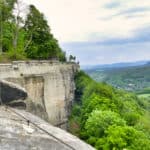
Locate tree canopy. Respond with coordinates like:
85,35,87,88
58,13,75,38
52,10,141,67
69,71,150,150
0,1,66,61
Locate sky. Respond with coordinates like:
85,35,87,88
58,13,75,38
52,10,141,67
24,0,150,65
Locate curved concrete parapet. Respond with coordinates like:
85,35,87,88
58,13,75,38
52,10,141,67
0,106,94,150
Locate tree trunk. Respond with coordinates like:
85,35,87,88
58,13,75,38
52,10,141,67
13,0,21,57
24,33,33,51
0,7,3,54
13,21,19,53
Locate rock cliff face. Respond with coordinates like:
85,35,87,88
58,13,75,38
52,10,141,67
0,61,79,128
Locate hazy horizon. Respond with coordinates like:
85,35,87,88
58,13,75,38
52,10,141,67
81,59,149,68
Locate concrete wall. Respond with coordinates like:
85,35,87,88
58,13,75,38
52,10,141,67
0,61,79,128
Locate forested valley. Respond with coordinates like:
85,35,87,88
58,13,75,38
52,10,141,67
85,62,150,92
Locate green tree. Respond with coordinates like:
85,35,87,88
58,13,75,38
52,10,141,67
24,5,66,60
69,55,76,62
96,125,150,150
85,110,126,138
0,0,16,53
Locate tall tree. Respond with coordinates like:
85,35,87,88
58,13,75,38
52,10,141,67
24,5,66,60
0,0,3,53
0,0,16,53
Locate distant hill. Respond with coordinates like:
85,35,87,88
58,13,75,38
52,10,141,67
146,61,150,65
85,61,150,92
82,60,149,70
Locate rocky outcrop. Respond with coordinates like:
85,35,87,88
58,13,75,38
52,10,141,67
0,106,94,150
0,80,27,109
0,61,79,128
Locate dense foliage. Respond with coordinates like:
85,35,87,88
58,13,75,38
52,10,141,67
0,0,66,61
69,71,150,150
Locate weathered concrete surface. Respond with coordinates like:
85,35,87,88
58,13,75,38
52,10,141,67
0,61,79,128
0,106,94,150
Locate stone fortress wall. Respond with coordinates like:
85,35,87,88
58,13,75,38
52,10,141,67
0,60,79,129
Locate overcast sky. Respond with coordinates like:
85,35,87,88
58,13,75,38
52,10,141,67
25,0,150,65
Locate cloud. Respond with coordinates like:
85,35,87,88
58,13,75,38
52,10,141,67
24,0,150,42
61,41,150,65
119,7,150,14
104,7,150,20
61,26,150,65
104,2,121,9
68,25,150,46
101,6,150,21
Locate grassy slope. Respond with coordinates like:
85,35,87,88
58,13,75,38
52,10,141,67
0,53,28,63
